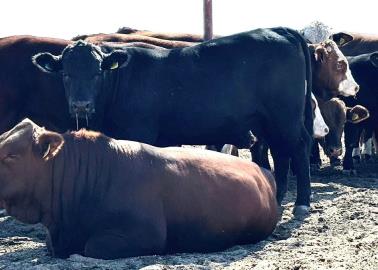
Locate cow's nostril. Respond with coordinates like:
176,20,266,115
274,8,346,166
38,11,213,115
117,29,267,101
355,85,360,93
324,127,329,134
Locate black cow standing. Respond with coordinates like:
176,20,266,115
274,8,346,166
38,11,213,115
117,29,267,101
33,27,338,215
342,53,378,173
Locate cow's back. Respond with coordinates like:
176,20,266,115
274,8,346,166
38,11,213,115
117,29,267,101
103,142,279,253
333,32,378,56
114,27,309,147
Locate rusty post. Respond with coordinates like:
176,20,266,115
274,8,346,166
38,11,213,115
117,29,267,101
204,0,213,40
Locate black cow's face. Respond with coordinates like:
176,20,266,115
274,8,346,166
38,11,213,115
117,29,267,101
32,41,129,122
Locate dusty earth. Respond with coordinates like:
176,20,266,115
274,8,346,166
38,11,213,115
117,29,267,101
0,148,377,270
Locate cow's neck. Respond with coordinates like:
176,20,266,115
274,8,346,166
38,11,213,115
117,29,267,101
43,134,113,229
308,45,325,98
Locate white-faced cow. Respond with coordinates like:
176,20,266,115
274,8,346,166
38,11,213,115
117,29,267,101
32,27,359,215
310,97,369,167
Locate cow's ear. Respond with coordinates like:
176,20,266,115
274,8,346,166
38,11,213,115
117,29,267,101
331,32,354,47
34,131,64,161
32,53,63,73
346,105,370,124
101,50,129,71
370,53,378,68
314,46,327,63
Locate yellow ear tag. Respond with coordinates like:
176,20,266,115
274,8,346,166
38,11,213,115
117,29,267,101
352,113,359,121
339,38,345,46
110,62,119,70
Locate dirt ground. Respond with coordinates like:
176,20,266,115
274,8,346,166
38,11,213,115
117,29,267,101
0,148,377,270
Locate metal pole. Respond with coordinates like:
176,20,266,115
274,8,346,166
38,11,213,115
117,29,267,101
204,0,213,40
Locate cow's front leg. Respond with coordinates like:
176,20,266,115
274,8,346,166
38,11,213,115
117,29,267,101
84,226,166,259
47,227,86,258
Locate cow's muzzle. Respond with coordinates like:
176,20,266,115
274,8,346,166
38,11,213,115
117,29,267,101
325,146,342,158
70,101,95,117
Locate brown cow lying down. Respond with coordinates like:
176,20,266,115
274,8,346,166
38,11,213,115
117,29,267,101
0,119,279,260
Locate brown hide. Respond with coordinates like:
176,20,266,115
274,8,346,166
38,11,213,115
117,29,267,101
74,33,198,49
0,36,72,134
0,119,279,259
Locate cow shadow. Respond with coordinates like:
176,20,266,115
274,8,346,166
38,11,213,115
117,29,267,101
0,206,305,269
311,161,378,190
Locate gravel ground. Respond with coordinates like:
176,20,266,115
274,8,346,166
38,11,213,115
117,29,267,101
0,149,377,270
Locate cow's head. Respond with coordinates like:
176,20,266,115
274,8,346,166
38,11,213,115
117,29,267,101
0,119,64,223
310,40,359,99
331,32,354,48
32,41,129,121
311,93,329,139
317,98,369,157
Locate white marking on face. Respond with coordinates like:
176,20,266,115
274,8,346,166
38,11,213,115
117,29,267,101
338,68,359,96
361,138,373,156
352,147,360,158
332,44,359,97
312,93,329,138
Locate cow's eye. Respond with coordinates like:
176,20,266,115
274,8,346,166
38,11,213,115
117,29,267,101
337,61,346,70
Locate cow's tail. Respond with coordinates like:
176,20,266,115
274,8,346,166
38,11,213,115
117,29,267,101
288,28,313,137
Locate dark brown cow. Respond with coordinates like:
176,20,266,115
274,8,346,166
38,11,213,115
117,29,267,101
0,119,279,259
331,32,378,56
311,97,369,167
74,33,198,49
0,35,72,134
73,26,208,43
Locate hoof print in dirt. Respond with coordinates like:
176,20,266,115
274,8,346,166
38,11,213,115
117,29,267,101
293,205,310,218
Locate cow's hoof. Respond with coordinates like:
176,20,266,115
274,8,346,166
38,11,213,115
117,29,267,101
352,156,361,165
342,169,357,176
0,209,7,217
293,205,310,217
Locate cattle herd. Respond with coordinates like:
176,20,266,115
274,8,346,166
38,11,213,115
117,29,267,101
0,25,376,260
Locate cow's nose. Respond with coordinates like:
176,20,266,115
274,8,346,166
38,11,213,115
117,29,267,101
72,101,93,113
330,147,342,157
324,127,329,135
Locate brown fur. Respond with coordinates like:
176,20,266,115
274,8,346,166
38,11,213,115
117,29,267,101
0,35,72,134
76,33,198,49
0,119,279,259
309,40,355,100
